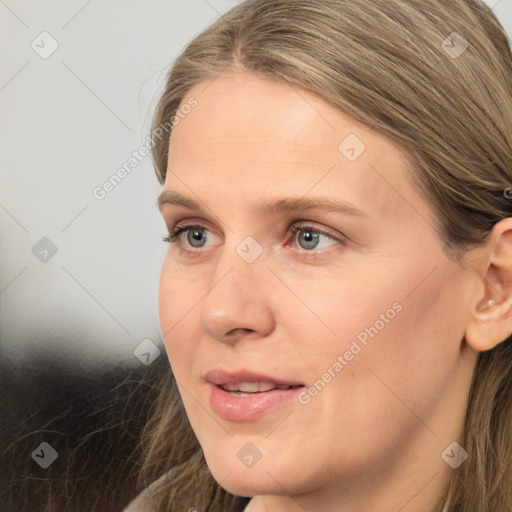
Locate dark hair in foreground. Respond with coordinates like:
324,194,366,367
0,352,163,512
139,1,512,511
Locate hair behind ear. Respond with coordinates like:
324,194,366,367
448,336,512,510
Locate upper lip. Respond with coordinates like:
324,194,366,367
205,368,305,387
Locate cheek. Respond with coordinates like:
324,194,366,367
281,267,406,356
290,259,464,417
330,268,463,426
158,260,199,370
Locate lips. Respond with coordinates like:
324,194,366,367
205,368,304,389
220,381,297,394
205,369,305,421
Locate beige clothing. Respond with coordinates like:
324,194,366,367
122,490,153,512
122,471,449,512
122,472,172,512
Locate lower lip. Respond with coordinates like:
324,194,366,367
208,383,304,422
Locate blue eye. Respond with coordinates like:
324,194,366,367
289,225,335,251
162,222,342,257
163,226,209,248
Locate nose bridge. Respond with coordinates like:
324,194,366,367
208,234,268,306
198,234,275,340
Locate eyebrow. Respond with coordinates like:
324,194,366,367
157,190,368,218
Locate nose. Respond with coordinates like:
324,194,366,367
198,247,276,345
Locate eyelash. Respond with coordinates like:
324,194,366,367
162,221,344,258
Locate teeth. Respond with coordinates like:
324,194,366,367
221,382,280,393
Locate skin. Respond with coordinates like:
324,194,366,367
157,71,512,512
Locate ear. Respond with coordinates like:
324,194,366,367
465,217,512,352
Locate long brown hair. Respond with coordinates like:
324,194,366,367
139,1,512,510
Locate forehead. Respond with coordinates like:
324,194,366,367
164,71,434,228
170,71,375,160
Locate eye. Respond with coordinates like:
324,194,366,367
162,223,213,250
288,223,339,253
162,221,344,257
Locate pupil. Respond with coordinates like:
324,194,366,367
189,229,206,247
300,230,319,249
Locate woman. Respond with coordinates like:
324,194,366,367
125,0,512,510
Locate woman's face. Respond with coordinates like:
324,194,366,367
158,71,479,507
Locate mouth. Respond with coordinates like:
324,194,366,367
205,369,306,421
217,381,303,397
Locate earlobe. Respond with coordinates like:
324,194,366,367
465,300,512,352
464,219,512,353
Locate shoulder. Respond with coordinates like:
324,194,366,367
122,489,153,512
122,471,174,512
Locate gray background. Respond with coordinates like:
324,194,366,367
1,0,511,371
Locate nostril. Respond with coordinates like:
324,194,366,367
227,328,254,337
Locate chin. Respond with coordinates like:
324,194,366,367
203,444,296,497
210,466,283,498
